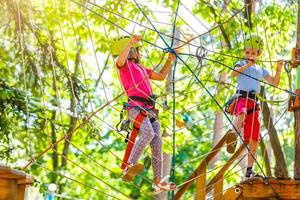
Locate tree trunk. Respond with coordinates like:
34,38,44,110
210,73,227,168
294,109,300,179
50,110,58,182
259,139,272,177
50,63,59,182
244,0,256,29
260,86,288,178
61,45,81,167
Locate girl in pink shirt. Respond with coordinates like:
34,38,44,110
114,35,176,193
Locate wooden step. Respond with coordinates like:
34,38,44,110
235,178,300,200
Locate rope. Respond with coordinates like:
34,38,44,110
181,52,296,96
52,148,131,199
32,162,124,200
16,0,32,159
170,1,181,197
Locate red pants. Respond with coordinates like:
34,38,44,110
233,98,260,143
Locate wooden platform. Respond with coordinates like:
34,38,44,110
0,165,33,200
232,178,300,200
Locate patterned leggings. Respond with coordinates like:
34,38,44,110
128,108,162,178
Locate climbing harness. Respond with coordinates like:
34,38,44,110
121,109,147,169
128,94,157,108
225,90,260,115
116,107,131,143
196,45,208,62
118,95,158,169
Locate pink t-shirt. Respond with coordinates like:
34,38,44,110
117,60,153,108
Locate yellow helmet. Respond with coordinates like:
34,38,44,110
111,36,141,56
244,34,264,52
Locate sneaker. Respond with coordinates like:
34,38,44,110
122,163,144,182
245,169,263,178
225,129,237,154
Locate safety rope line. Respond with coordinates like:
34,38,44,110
177,151,248,189
177,124,231,149
32,162,124,200
22,92,123,170
89,132,160,193
68,141,144,191
75,0,292,102
26,0,56,166
16,0,32,158
68,3,95,112
51,147,131,199
189,54,296,96
179,1,210,31
261,108,289,140
176,137,243,170
86,0,248,53
170,1,181,198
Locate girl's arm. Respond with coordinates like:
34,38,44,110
149,53,176,81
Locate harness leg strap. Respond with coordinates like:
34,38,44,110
121,110,147,169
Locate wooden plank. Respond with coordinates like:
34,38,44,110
214,175,224,200
0,165,33,200
7,179,17,200
240,179,300,199
175,135,226,200
0,166,28,180
17,185,26,200
206,144,246,193
0,179,10,200
195,164,206,200
17,175,33,185
224,187,241,200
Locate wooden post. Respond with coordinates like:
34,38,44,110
195,164,206,200
206,145,246,193
0,165,33,200
295,0,300,180
174,135,226,200
213,175,224,200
